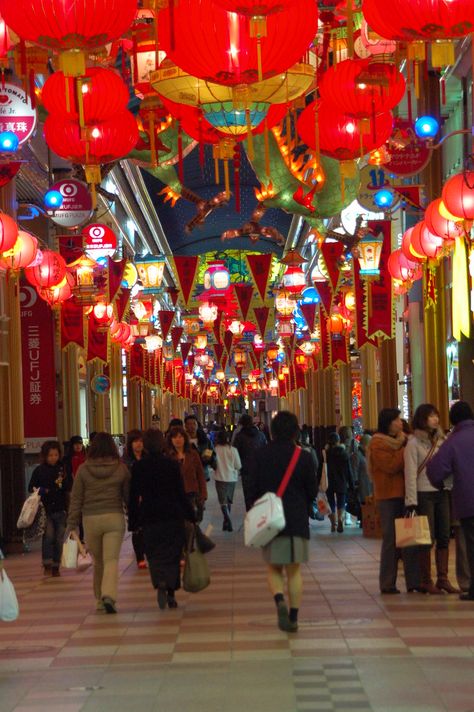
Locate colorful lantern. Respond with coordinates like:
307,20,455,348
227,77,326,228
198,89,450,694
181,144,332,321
295,351,307,369
275,288,295,317
327,309,350,336
277,317,294,338
299,340,315,355
356,231,385,276
199,302,219,325
424,198,468,241
388,249,422,283
0,212,18,254
203,261,231,292
216,369,226,381
409,221,444,261
228,319,245,336
0,230,38,271
282,265,306,294
266,343,279,361
25,249,67,289
93,301,114,326
362,0,474,41
234,346,247,366
134,255,165,290
38,271,74,306
441,172,474,221
194,333,208,350
143,334,163,352
401,227,423,264
183,317,201,335
253,333,264,350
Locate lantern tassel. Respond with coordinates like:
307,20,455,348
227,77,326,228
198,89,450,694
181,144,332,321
214,156,220,184
234,145,240,213
223,158,230,198
149,115,157,168
256,35,263,82
76,78,85,130
346,0,354,58
264,118,270,177
246,108,254,160
177,121,184,183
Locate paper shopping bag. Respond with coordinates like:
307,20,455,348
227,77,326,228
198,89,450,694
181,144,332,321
395,514,432,548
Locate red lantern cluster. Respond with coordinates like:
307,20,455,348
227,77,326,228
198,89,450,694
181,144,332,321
362,0,474,41
441,172,474,221
0,212,18,253
25,249,67,289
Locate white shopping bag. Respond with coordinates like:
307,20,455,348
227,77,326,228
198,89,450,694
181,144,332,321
0,568,20,622
395,514,432,548
17,489,41,529
61,534,79,569
244,492,286,548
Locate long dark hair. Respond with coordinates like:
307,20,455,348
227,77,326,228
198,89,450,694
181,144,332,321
412,403,439,432
143,428,165,456
166,426,191,454
126,429,143,460
216,429,230,446
87,432,119,460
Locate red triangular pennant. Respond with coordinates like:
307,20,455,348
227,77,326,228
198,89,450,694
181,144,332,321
171,326,184,352
167,287,180,306
221,352,228,371
223,329,234,355
172,255,199,306
234,283,254,320
107,257,126,303
246,253,272,302
214,342,224,365
158,310,175,340
213,309,223,344
319,305,330,369
315,282,333,315
87,314,108,363
320,241,345,292
299,302,317,332
180,341,192,364
253,306,270,338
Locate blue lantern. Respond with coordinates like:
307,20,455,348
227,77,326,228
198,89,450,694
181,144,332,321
374,188,395,209
44,189,64,209
0,131,19,152
414,116,439,139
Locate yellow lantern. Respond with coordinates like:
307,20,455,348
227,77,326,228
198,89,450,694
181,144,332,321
194,332,208,350
135,255,165,289
216,369,225,381
266,343,279,361
234,347,247,366
356,231,384,277
275,288,294,317
183,316,200,335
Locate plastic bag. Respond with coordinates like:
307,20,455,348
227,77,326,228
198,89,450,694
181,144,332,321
22,503,47,544
316,490,331,517
0,568,20,622
61,534,79,569
17,489,40,529
77,551,93,571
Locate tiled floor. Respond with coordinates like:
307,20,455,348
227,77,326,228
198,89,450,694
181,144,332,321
1,484,474,711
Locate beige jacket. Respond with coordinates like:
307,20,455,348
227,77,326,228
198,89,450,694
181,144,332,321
67,457,130,528
404,429,447,506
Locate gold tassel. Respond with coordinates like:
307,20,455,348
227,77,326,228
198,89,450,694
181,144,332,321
407,42,426,62
346,0,354,58
76,78,85,129
256,35,263,82
214,157,219,185
264,118,270,177
431,41,455,67
246,108,254,160
414,61,420,100
223,158,230,197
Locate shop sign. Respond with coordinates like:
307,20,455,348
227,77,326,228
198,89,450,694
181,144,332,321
20,282,57,447
0,83,37,145
384,119,431,177
357,165,400,213
47,179,93,229
84,223,117,259
91,374,111,395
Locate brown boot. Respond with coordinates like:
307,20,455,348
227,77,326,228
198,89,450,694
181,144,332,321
419,548,443,594
435,548,460,594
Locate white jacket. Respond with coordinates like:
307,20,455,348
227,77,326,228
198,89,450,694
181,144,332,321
213,445,242,483
404,429,448,506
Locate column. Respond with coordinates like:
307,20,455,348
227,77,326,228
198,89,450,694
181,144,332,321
423,264,449,428
338,363,353,426
407,282,426,409
323,367,336,427
142,385,153,429
88,361,107,433
379,338,398,410
360,344,378,430
110,342,124,436
61,344,81,440
127,379,141,431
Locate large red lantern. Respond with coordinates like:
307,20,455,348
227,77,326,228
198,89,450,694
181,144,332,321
409,221,445,261
25,249,67,288
441,171,474,221
388,249,422,283
38,272,74,306
401,227,422,264
298,101,394,161
319,59,405,119
362,0,474,41
0,230,38,271
42,68,129,124
212,0,297,15
158,0,318,86
0,212,18,253
424,198,468,240
44,111,139,165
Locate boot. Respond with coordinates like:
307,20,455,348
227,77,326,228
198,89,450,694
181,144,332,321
435,548,460,594
221,505,233,532
419,548,443,594
329,513,336,533
337,509,344,533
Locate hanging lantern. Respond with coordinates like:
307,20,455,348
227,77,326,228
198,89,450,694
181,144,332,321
253,333,264,350
0,230,37,271
441,172,474,222
355,230,385,277
277,317,294,338
25,249,67,289
134,255,166,290
234,347,247,366
327,310,349,336
194,332,208,350
183,316,201,335
199,301,219,326
0,212,18,254
295,351,307,369
400,227,423,264
266,343,279,361
311,262,328,283
216,369,226,381
275,288,295,316
203,260,231,292
424,198,468,241
299,340,315,355
282,264,306,294
409,221,445,261
343,290,356,312
0,0,137,76
228,319,245,336
142,334,163,352
68,254,98,304
359,18,397,58
131,299,153,322
195,352,210,367
38,272,75,307
388,249,422,284
92,302,114,330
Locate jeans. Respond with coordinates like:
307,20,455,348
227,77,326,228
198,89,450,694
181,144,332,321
378,498,420,591
83,513,125,603
42,510,67,566
417,490,451,549
326,490,346,514
460,516,474,597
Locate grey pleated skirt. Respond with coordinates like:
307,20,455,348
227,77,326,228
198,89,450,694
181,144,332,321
262,535,309,565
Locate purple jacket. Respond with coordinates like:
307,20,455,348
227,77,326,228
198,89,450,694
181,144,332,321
426,420,474,520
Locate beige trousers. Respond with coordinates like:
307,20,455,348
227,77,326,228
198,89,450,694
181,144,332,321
83,513,125,603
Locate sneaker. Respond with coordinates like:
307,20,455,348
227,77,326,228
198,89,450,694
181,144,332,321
137,560,148,570
157,588,167,610
102,596,117,614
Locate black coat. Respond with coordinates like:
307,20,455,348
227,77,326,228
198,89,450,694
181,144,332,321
128,453,195,531
326,445,353,494
249,441,318,539
234,426,267,472
29,463,72,515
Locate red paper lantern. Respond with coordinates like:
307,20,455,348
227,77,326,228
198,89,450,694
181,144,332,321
0,211,18,253
362,0,474,41
25,249,67,288
401,227,422,263
0,0,137,50
0,230,38,271
388,249,422,282
158,0,318,86
441,171,474,221
409,221,444,261
38,272,74,306
93,301,114,326
320,59,405,119
44,111,139,165
42,68,129,123
424,198,468,240
212,0,297,16
298,101,394,161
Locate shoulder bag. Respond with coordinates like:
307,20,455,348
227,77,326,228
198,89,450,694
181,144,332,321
244,446,301,548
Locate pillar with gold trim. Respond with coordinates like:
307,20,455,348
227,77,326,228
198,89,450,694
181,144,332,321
110,342,124,436
360,344,378,430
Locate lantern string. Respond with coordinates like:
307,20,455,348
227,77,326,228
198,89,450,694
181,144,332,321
264,118,270,177
246,108,254,160
177,121,184,183
223,158,230,197
346,0,354,58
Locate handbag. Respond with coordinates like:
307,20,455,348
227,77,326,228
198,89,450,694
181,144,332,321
22,503,47,544
195,525,216,554
183,527,210,593
346,488,362,520
395,513,432,548
17,489,41,529
77,550,93,571
320,450,328,493
0,567,20,622
244,446,301,548
61,533,79,568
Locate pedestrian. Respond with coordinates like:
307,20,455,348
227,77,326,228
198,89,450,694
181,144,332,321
248,411,317,632
324,432,353,533
66,432,130,614
368,408,420,594
212,429,242,532
29,440,72,577
427,401,474,601
404,403,458,594
124,429,147,570
234,414,267,511
166,425,208,522
184,414,215,480
63,436,86,480
128,429,196,610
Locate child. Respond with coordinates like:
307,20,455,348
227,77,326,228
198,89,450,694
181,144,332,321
29,440,72,576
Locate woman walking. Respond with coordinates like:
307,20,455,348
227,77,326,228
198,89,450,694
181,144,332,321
325,432,354,533
129,429,195,609
123,429,147,569
249,411,317,632
368,408,420,594
67,432,130,614
404,404,458,594
212,429,241,531
29,440,72,577
166,426,207,522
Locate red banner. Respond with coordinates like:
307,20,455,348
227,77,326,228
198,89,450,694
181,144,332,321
172,255,199,306
159,310,175,341
319,305,330,369
246,253,272,302
320,240,345,292
299,301,317,332
330,334,349,366
353,261,376,349
129,344,144,380
213,309,223,344
223,329,234,355
315,282,333,315
87,314,108,362
213,342,224,366
58,234,83,264
366,220,394,340
234,283,254,320
60,299,84,349
181,341,192,364
171,326,184,352
115,288,130,322
20,282,57,444
253,305,270,338
107,257,126,303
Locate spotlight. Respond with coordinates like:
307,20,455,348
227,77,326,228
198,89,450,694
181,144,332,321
44,190,64,209
374,188,395,209
414,115,439,139
0,131,19,152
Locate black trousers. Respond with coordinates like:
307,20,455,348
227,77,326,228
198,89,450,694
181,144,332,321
460,516,474,596
132,529,145,563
